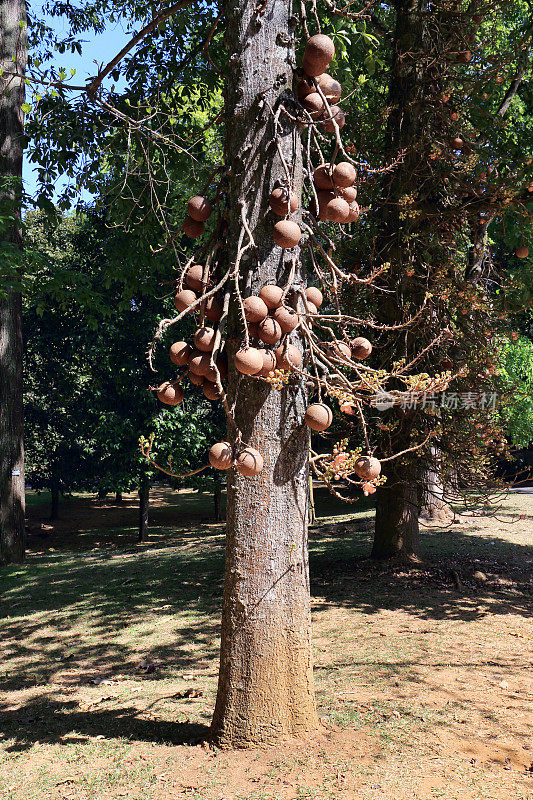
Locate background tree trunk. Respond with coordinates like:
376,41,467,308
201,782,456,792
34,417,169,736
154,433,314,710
213,478,223,522
115,491,123,503
373,478,420,561
0,0,27,565
138,468,150,542
419,446,453,523
211,0,318,747
50,470,60,521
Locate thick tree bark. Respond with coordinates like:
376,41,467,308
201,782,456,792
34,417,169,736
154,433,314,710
138,470,150,542
0,0,26,565
211,0,318,747
213,478,223,521
115,491,123,503
50,474,60,521
419,446,453,523
373,479,420,561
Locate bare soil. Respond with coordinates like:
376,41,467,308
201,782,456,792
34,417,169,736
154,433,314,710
1,489,532,800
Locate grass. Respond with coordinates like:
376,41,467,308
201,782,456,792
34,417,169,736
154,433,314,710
0,487,532,800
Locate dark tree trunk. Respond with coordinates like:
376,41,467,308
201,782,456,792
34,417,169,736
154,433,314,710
211,0,317,747
373,478,420,561
371,0,429,561
213,479,223,522
50,476,60,521
138,470,150,542
97,488,108,502
0,0,27,565
419,446,453,523
115,491,123,503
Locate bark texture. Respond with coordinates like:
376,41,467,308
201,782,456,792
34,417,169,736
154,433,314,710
138,470,150,542
373,478,420,561
211,0,317,747
0,0,26,565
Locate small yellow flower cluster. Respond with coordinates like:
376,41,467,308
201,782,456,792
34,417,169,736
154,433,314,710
263,368,290,391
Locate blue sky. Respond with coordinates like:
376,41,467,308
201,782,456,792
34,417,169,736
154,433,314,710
24,13,130,199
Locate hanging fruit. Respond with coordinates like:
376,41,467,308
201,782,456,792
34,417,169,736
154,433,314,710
236,447,264,477
187,196,212,222
157,382,184,406
304,403,333,431
209,442,234,470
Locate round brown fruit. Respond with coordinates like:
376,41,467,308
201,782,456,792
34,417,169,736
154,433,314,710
326,196,350,223
205,295,223,322
273,305,299,333
234,347,264,375
194,326,216,352
354,456,381,480
174,288,197,312
259,349,277,377
157,382,184,406
209,441,234,470
275,343,302,370
351,337,372,359
236,447,264,477
305,301,318,316
258,317,282,345
306,286,323,308
182,216,205,238
457,50,472,63
189,350,211,376
169,341,192,366
273,220,301,249
303,92,325,117
269,187,298,216
185,264,207,291
516,246,529,259
305,403,333,432
296,74,317,100
203,382,221,401
340,185,357,203
452,136,464,150
189,371,205,387
332,162,356,188
317,73,341,102
187,196,212,222
303,34,335,76
323,106,345,133
259,284,284,310
347,201,360,223
244,295,269,323
314,164,334,190
331,340,351,361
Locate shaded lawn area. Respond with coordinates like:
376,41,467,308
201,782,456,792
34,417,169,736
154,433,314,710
0,488,532,800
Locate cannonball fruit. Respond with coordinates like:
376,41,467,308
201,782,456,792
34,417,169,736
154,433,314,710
273,305,299,333
332,162,356,187
317,73,341,102
234,347,264,375
331,340,351,360
187,196,212,222
269,187,298,216
296,74,317,99
314,164,334,190
174,289,197,312
340,185,357,203
209,441,234,470
516,246,529,259
194,326,216,352
306,286,323,307
259,285,284,310
303,34,335,76
258,317,282,345
169,341,192,366
305,403,333,432
185,264,207,291
347,202,360,223
323,106,345,133
205,295,223,322
182,216,205,238
275,343,302,370
157,382,184,406
273,220,301,249
326,196,350,223
259,350,277,377
203,382,221,401
354,456,382,480
244,295,269,323
351,337,372,359
189,350,211,376
236,447,264,477
189,371,204,386
303,92,325,117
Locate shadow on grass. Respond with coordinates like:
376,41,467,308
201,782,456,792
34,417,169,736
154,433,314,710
0,695,210,751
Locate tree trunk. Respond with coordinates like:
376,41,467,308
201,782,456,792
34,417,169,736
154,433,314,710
97,488,108,502
211,0,318,747
419,446,453,523
213,478,223,522
0,0,27,565
115,491,123,503
373,477,420,561
50,473,60,521
138,470,150,542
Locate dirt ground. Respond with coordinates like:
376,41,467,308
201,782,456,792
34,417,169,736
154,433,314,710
1,489,532,800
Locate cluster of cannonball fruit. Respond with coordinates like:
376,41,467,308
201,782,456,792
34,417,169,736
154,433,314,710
311,162,359,223
208,441,264,477
298,34,345,133
182,196,213,239
232,284,324,378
